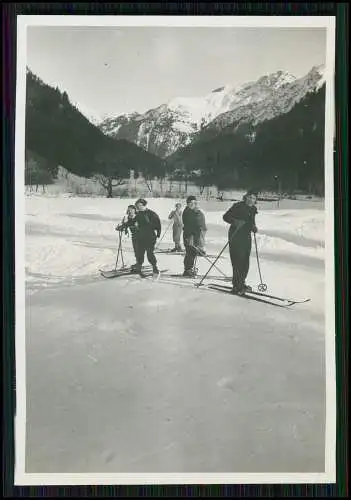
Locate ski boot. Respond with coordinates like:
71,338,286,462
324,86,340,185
182,269,197,278
235,284,252,296
131,264,141,274
153,267,160,277
231,282,247,295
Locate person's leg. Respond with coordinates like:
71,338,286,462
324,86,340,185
183,235,195,274
132,237,139,264
230,237,251,292
241,238,252,288
146,236,158,271
174,226,182,251
170,226,177,251
229,244,243,291
134,238,145,272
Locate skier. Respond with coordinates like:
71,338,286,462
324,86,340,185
168,202,184,252
133,198,161,275
116,205,139,266
223,190,258,294
182,195,207,277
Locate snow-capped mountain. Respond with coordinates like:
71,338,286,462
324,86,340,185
99,65,325,158
198,65,326,140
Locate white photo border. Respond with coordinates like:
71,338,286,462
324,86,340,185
15,14,336,486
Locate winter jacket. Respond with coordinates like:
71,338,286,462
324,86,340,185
118,216,138,238
182,207,207,239
168,210,183,228
223,201,257,240
135,209,161,240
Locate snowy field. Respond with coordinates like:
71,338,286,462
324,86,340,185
24,194,327,474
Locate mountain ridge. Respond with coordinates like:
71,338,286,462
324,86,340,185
99,65,325,158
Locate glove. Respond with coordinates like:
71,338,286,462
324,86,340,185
252,225,258,233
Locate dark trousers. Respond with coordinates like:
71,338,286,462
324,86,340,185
131,237,138,262
229,235,252,290
183,234,198,271
136,235,157,269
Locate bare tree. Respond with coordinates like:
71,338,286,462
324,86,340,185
94,148,129,198
94,174,126,198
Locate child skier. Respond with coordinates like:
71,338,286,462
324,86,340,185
133,198,162,276
182,195,207,277
168,202,184,252
116,205,139,266
222,190,258,294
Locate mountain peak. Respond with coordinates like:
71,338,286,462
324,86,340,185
309,64,325,76
257,70,296,88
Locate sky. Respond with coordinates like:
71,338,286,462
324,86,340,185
26,26,327,122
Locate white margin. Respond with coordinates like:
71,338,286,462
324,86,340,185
15,15,337,486
323,16,336,483
14,17,28,483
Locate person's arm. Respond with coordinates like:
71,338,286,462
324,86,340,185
251,208,258,233
168,210,175,220
197,211,207,232
116,216,128,233
223,203,243,225
182,208,188,227
151,211,162,238
223,203,249,235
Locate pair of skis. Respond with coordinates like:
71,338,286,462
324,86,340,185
206,283,310,308
99,267,310,308
99,265,168,280
155,249,185,256
155,247,224,259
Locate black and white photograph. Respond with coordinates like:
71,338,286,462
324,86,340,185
15,15,336,484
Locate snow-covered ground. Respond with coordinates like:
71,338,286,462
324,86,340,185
24,194,328,475
25,194,325,305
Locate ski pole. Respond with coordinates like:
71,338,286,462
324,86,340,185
155,220,172,250
114,230,123,270
120,233,126,268
195,220,245,288
192,254,198,276
195,241,229,287
254,232,267,292
192,245,229,279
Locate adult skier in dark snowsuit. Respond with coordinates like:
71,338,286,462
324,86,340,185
182,195,207,277
223,191,258,294
133,198,161,275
